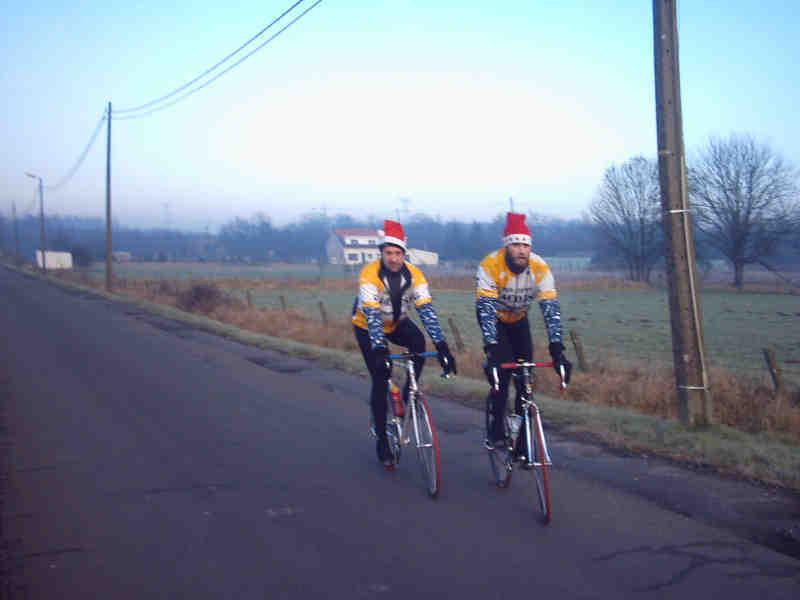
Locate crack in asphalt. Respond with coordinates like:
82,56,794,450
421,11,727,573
595,541,800,591
23,547,85,559
246,356,304,373
108,481,240,500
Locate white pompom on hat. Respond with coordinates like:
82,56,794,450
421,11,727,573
378,219,407,252
502,212,532,246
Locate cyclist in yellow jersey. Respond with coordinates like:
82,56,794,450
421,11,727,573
476,212,572,451
353,219,457,466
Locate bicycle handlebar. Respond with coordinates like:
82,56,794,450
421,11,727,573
489,360,567,392
388,351,451,379
388,351,438,360
498,361,553,369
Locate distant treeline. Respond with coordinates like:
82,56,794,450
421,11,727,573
0,212,599,264
1,211,797,269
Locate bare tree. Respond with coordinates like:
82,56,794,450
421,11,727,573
590,156,662,282
688,134,800,289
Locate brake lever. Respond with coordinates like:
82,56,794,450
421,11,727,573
439,355,453,379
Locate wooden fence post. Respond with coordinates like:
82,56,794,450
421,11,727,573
448,317,466,353
569,329,588,372
318,300,329,326
279,295,287,312
763,347,784,407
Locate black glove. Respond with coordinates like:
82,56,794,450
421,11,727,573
371,347,392,378
435,340,457,376
483,343,500,386
548,341,572,384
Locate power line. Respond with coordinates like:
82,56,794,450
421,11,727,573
45,108,108,191
114,0,305,114
114,0,322,120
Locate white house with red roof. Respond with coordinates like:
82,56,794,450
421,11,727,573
325,228,438,266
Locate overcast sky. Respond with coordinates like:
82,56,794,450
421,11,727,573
2,1,798,232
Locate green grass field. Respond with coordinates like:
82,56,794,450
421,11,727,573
235,286,800,387
86,261,800,387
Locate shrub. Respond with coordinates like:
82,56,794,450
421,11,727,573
177,283,227,314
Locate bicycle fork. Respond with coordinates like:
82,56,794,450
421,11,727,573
523,401,552,467
399,359,425,448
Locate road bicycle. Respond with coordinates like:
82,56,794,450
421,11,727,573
486,360,566,524
370,351,450,498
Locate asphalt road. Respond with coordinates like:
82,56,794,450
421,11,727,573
1,266,798,598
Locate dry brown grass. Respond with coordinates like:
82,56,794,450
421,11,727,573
56,271,800,443
426,275,652,292
563,359,800,441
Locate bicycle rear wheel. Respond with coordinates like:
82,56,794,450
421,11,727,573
528,406,551,523
411,394,441,497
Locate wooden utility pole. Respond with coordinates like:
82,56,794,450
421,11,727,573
105,102,113,292
12,201,19,260
653,0,713,426
38,177,46,273
25,172,47,273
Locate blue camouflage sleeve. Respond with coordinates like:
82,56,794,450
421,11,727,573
363,306,387,350
475,296,499,346
539,298,563,344
416,302,444,344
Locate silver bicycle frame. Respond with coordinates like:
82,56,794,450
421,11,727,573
520,399,552,466
395,358,433,451
518,367,552,467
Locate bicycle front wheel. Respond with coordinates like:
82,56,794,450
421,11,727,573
411,395,441,498
486,405,513,488
528,406,551,524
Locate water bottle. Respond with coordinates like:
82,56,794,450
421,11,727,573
507,414,523,442
390,383,404,417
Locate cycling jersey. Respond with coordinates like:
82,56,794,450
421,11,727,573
475,248,563,346
353,259,444,349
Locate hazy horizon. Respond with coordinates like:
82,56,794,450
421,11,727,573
3,2,798,233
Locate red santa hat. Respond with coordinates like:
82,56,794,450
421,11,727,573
378,219,407,252
502,212,532,246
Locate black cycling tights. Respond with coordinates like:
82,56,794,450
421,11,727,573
487,316,533,424
355,318,426,438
